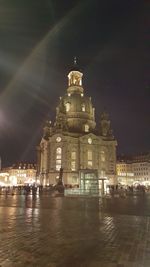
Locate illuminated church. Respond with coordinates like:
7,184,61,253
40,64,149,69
37,60,117,190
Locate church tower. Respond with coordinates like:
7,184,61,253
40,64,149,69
37,59,117,190
55,58,96,134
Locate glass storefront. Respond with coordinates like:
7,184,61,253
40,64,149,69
80,170,99,195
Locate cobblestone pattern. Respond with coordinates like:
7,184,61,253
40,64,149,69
0,195,150,267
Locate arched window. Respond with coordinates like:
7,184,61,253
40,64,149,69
100,151,105,162
87,150,92,168
66,102,70,112
71,151,76,171
84,124,89,132
82,103,85,112
56,147,62,171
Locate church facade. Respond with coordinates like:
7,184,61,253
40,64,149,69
37,61,117,188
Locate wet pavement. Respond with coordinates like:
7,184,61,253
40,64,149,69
0,193,150,267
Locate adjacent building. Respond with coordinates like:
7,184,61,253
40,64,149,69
0,163,37,186
116,161,134,186
37,60,117,191
117,152,150,186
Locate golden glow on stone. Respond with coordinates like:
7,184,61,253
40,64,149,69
68,71,83,87
65,102,70,112
84,124,89,132
56,137,61,142
88,138,92,144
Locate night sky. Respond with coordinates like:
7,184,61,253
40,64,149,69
0,0,149,167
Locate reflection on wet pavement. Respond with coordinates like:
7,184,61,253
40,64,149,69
0,194,150,267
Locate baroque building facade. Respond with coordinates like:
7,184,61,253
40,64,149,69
37,61,117,188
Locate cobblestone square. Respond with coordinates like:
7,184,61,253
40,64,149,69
0,194,150,267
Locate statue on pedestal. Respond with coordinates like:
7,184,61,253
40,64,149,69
55,167,64,194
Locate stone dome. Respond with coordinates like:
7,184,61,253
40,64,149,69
65,93,95,132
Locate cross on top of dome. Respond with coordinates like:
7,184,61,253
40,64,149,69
74,56,77,65
69,57,81,72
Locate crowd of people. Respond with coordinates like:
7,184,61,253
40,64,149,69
0,183,149,196
0,184,43,195
107,184,148,196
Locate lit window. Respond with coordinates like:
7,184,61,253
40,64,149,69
88,161,92,167
100,151,105,162
71,151,76,171
56,154,61,159
82,104,85,112
88,150,92,160
88,138,92,144
56,137,61,142
101,170,105,177
66,103,70,112
56,147,62,171
71,161,76,171
84,124,89,132
87,150,92,168
71,151,76,160
57,147,61,154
